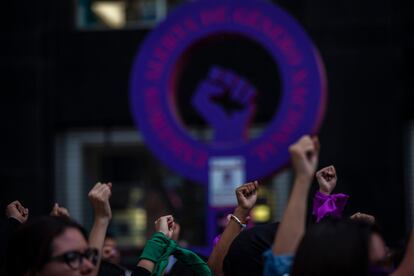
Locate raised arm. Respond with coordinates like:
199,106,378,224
88,182,112,275
208,181,258,275
137,215,174,273
273,135,319,255
1,201,29,268
313,165,349,222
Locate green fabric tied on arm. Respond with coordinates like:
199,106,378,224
138,232,211,276
174,246,212,276
138,232,170,265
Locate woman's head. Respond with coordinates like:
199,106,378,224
291,218,374,276
6,216,97,276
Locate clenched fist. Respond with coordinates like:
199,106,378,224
316,165,337,195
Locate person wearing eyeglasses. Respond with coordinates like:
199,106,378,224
5,215,99,276
4,182,113,276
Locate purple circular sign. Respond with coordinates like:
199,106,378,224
130,0,327,184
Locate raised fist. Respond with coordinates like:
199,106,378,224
50,203,70,218
155,215,175,239
5,200,28,223
235,181,259,211
316,165,337,195
289,135,320,181
88,182,112,221
192,66,256,143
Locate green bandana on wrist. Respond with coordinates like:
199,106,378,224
138,232,171,264
139,232,211,276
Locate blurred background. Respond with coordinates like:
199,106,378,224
1,0,413,266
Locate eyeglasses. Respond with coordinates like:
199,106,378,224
48,248,99,269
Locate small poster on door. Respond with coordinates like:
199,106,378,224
209,156,245,207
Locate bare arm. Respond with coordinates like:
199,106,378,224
273,136,319,255
137,215,175,272
208,181,258,275
88,182,112,275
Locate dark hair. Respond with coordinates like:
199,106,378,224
291,218,372,276
5,216,87,276
98,260,125,276
105,232,115,240
223,222,279,276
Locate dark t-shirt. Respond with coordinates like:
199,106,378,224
223,222,279,276
130,266,151,276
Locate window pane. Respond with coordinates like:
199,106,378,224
77,0,184,29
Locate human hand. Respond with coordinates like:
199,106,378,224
171,222,181,242
316,165,337,195
50,203,70,218
155,215,175,239
289,135,320,181
192,66,256,143
88,182,112,222
5,200,29,223
233,181,259,220
350,212,376,224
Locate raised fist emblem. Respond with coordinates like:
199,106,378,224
192,66,257,144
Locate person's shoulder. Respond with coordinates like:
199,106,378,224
129,265,151,276
242,222,280,241
98,260,127,276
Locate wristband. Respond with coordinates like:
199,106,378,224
230,214,247,229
